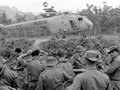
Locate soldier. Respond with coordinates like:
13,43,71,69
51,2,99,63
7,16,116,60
16,48,45,90
69,45,86,69
24,49,45,90
57,49,75,78
14,60,26,90
65,47,73,59
102,47,112,66
0,86,14,90
16,50,32,90
37,56,73,90
15,48,22,58
0,63,18,90
105,46,120,90
24,60,45,90
70,50,112,90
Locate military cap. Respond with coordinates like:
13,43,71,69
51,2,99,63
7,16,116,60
84,50,101,62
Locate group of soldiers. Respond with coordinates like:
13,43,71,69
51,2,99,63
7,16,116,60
0,40,120,90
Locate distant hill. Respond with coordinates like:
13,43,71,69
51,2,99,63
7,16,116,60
0,5,37,21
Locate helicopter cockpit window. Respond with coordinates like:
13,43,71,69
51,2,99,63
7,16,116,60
70,20,77,27
78,17,83,21
69,20,79,30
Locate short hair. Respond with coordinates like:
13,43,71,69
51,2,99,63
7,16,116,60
31,50,40,56
15,48,22,53
57,49,66,57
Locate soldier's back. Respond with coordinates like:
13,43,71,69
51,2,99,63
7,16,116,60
71,69,111,90
0,86,10,90
40,68,68,90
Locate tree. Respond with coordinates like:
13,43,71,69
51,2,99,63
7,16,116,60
15,13,27,22
42,1,57,18
0,11,11,25
43,2,48,7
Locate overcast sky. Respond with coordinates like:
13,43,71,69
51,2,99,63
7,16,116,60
0,0,119,14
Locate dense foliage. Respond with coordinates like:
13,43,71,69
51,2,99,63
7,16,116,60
0,2,120,62
0,38,34,60
0,2,120,35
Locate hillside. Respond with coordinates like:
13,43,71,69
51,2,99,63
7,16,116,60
0,5,36,21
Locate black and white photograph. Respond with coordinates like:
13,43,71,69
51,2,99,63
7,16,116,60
0,0,119,90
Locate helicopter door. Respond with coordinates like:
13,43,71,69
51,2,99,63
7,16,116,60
69,20,80,30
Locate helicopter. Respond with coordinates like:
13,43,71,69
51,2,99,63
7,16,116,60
0,14,93,39
0,14,93,40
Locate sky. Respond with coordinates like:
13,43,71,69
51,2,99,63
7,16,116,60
0,0,119,14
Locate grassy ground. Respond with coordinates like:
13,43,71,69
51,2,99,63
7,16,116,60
6,35,120,49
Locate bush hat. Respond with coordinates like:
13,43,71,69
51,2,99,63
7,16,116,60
74,45,85,52
45,56,58,66
84,50,101,62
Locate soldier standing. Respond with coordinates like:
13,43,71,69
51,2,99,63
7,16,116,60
0,63,18,90
69,45,86,69
37,56,73,90
16,49,45,90
25,49,45,90
57,49,75,78
105,46,120,90
70,50,112,90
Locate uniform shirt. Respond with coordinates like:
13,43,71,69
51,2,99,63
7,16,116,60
25,60,45,82
107,56,120,82
69,53,85,69
57,59,75,78
0,86,11,90
37,67,72,90
0,83,16,90
2,67,18,89
70,68,112,90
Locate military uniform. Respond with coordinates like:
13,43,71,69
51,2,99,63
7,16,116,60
104,46,120,90
0,86,15,90
14,60,27,90
106,56,120,90
70,50,112,90
3,68,18,89
25,59,45,90
57,59,75,78
37,67,72,90
0,64,18,90
0,87,10,90
69,53,85,69
70,68,111,90
0,83,16,90
69,45,85,69
37,56,72,90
